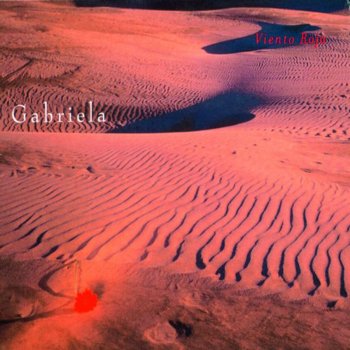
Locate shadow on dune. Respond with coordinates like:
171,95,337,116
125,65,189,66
72,0,348,12
111,91,261,133
203,22,321,54
0,304,73,325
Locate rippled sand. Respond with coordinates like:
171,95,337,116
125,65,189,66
0,1,349,349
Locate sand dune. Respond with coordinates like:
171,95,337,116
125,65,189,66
0,4,349,138
0,1,349,348
0,130,349,298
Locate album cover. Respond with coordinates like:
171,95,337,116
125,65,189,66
0,0,349,349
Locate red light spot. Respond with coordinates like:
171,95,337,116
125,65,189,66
74,288,98,313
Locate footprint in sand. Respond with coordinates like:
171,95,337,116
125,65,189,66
168,319,193,338
144,321,178,345
86,165,96,174
0,286,38,321
144,319,192,348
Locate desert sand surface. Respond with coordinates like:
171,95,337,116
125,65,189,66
0,1,349,349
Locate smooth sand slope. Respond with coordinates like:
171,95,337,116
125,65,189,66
0,1,349,349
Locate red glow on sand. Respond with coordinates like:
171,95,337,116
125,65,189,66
74,289,98,313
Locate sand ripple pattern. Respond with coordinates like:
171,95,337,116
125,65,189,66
0,144,349,298
0,8,349,137
0,4,349,302
0,52,205,133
